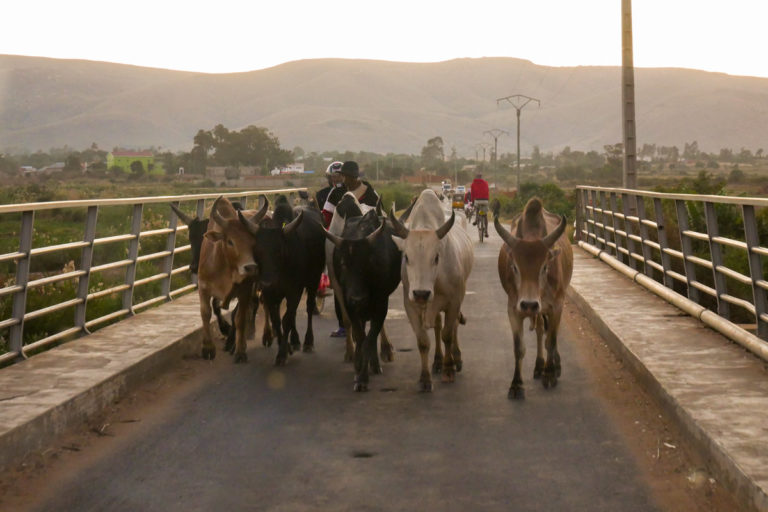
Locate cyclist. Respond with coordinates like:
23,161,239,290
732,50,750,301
470,172,490,235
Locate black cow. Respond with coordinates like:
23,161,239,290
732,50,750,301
324,209,402,391
239,196,326,366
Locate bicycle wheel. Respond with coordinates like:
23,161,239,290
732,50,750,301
478,215,486,243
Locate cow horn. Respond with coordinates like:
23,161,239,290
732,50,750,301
238,209,260,236
435,210,455,240
323,229,344,248
170,203,194,225
542,215,567,248
387,205,410,238
366,220,385,245
494,215,519,248
398,197,416,223
251,195,269,223
283,210,304,236
211,196,227,227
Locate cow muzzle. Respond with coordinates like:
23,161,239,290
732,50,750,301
412,289,431,304
518,300,540,316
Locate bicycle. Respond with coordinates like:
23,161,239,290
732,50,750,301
474,200,489,243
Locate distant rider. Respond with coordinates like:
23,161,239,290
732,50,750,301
470,172,490,225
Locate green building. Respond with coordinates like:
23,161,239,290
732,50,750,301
107,151,162,174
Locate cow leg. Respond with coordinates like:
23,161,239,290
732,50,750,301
224,303,237,354
533,316,545,379
406,305,432,392
441,308,461,383
269,300,291,366
379,325,394,363
432,312,444,374
507,306,526,399
283,293,302,352
199,292,216,360
212,298,231,336
367,302,388,375
350,319,369,391
233,291,251,363
543,310,563,389
303,290,315,353
261,295,273,347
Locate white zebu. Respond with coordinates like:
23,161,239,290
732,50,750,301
388,189,474,391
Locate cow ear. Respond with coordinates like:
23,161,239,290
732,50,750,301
391,236,405,251
205,231,224,242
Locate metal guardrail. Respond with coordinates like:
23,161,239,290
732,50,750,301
0,188,307,366
575,186,768,351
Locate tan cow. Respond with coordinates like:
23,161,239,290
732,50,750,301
389,189,474,391
494,197,573,399
197,196,265,363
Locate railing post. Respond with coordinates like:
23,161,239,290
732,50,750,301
122,204,143,315
674,199,700,303
635,197,653,278
704,202,730,319
574,188,583,242
609,192,623,263
585,189,597,247
743,205,768,340
653,198,674,289
75,206,98,334
621,192,638,270
9,211,34,361
162,204,179,300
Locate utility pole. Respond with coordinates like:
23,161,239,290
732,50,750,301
622,0,637,190
496,94,540,192
483,129,509,172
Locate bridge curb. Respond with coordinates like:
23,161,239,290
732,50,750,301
0,293,209,475
568,249,768,512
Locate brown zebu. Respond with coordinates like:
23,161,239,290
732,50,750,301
197,196,265,362
494,197,573,399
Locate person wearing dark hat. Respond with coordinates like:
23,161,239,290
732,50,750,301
323,160,379,215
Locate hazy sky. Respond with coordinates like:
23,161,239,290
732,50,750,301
3,1,768,78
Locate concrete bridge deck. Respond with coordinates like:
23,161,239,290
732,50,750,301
0,246,766,510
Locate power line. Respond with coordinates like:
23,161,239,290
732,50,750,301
496,94,540,192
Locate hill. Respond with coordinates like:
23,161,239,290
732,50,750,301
1,55,767,155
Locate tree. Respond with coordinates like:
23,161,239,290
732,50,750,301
130,160,145,177
64,154,82,171
683,141,699,160
420,136,444,168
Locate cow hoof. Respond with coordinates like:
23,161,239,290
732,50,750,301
442,369,456,383
542,373,558,389
202,347,216,360
344,351,354,363
533,358,545,379
354,381,369,392
508,386,525,400
302,343,314,353
380,350,394,363
369,362,383,375
555,364,562,378
419,380,433,393
262,336,273,348
275,355,287,366
234,352,248,364
455,360,462,372
291,342,301,352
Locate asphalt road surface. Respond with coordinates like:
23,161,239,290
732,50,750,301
13,229,691,511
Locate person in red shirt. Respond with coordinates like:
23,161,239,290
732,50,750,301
470,173,490,226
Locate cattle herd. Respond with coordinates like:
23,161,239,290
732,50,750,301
170,189,573,400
